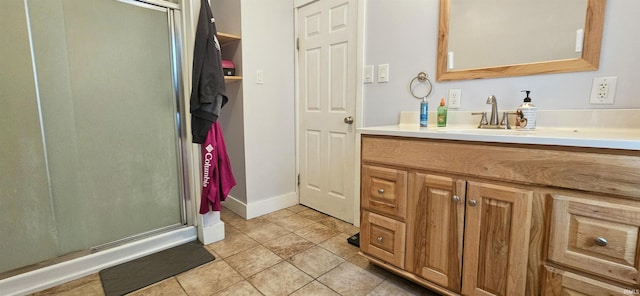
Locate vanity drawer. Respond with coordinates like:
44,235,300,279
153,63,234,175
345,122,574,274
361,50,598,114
543,265,630,296
548,194,640,285
361,164,407,219
361,210,406,269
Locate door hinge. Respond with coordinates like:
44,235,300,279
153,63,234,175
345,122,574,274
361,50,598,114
296,37,299,50
297,173,300,186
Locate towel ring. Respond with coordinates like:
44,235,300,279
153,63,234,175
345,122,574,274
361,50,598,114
409,72,433,99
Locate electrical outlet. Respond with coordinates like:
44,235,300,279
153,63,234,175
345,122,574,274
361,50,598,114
590,76,617,104
448,89,462,108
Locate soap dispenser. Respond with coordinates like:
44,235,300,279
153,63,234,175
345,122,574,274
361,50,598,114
516,90,537,130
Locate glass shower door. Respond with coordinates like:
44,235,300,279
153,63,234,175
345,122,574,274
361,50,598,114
0,0,186,274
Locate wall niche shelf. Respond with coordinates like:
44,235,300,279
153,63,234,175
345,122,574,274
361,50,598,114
218,32,241,83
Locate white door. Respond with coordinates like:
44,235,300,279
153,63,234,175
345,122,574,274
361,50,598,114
297,0,357,223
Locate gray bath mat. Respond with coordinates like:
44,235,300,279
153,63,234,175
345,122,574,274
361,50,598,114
99,241,214,296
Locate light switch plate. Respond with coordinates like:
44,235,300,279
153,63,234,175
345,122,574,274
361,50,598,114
363,65,374,83
377,64,389,83
256,70,264,84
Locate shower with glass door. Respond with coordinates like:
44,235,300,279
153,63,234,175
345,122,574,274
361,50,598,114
0,0,190,278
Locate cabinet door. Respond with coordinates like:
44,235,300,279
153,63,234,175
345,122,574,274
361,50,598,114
543,265,629,296
361,165,407,219
461,181,533,296
406,173,466,293
360,210,406,268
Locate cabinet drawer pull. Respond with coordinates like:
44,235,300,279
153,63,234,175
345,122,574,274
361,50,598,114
377,189,385,195
377,236,383,243
453,195,460,202
595,237,608,247
468,199,477,207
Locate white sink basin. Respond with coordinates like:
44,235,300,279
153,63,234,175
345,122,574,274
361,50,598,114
433,128,534,136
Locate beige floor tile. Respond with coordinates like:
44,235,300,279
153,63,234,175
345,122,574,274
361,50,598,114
223,224,242,236
346,253,392,278
317,261,384,296
271,214,317,232
248,261,313,296
318,216,360,235
220,208,244,224
206,231,259,258
290,281,340,296
297,208,330,221
294,222,340,244
368,280,416,296
262,209,295,222
376,274,441,296
42,205,442,296
33,273,104,296
288,246,345,278
319,233,361,259
213,280,263,296
176,260,243,296
205,246,222,259
225,245,283,278
263,233,315,259
127,277,186,296
244,221,291,244
228,216,270,233
346,252,370,269
286,204,309,213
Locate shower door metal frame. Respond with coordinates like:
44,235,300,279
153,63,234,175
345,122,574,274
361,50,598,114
89,0,194,252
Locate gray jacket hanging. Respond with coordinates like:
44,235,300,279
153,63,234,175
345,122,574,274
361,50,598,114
190,0,228,144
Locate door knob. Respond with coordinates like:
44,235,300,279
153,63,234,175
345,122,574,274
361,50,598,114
344,116,354,124
468,199,477,207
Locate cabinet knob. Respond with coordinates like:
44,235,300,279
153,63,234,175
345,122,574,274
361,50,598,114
595,237,608,247
453,195,460,202
377,189,385,195
377,236,383,243
468,199,477,207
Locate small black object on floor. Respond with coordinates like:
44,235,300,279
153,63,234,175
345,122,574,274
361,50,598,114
347,232,360,247
99,241,214,296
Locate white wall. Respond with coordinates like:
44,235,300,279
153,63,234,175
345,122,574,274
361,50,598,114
240,0,297,204
363,0,640,127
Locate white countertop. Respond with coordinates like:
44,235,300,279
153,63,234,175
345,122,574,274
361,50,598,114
358,125,640,151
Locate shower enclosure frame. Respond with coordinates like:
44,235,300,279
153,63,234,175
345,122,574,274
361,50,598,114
0,0,202,294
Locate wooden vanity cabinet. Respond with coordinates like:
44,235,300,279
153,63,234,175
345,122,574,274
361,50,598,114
361,136,539,295
360,134,640,295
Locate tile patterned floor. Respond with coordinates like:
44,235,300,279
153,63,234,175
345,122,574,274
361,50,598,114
33,205,441,296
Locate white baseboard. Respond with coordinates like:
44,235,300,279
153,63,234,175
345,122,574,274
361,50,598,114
222,192,298,219
0,227,197,296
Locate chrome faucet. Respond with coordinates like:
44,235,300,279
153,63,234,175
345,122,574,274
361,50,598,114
486,95,499,125
472,95,513,129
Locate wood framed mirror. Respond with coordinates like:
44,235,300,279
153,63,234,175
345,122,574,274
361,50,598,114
436,0,606,81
